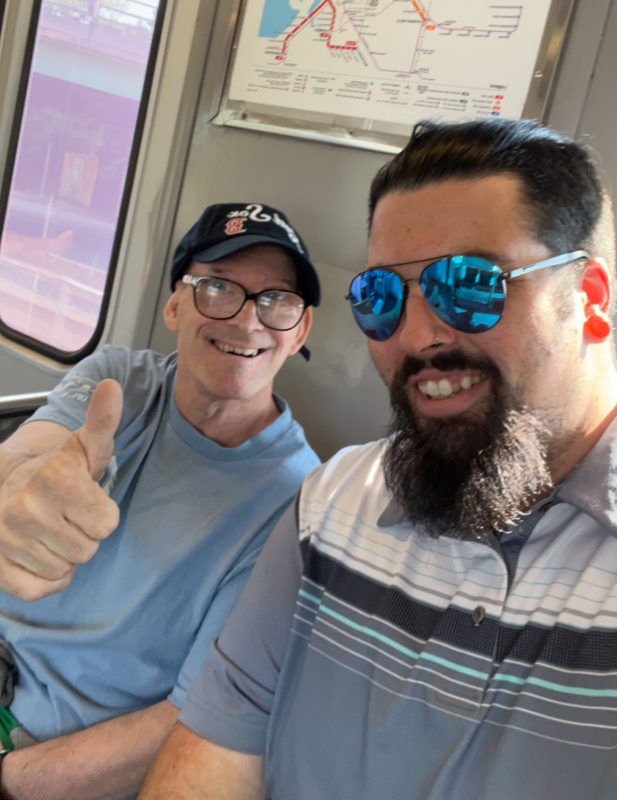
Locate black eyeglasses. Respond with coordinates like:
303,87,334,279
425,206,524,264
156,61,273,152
346,250,589,340
182,274,306,331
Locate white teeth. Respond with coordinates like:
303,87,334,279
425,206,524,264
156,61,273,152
418,374,482,399
215,342,259,357
438,378,453,398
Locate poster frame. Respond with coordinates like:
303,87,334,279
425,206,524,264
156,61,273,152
201,0,577,154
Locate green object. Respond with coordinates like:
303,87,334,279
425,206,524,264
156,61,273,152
0,707,18,752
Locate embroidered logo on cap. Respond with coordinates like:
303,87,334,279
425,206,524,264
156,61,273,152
223,203,304,252
224,218,247,235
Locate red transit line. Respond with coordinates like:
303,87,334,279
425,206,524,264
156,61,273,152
278,0,357,59
411,1,427,23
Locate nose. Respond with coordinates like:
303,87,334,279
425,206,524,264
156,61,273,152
230,297,265,333
396,282,457,354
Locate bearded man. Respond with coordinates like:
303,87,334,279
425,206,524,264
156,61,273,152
140,118,617,800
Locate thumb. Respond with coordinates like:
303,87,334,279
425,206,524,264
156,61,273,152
75,379,123,480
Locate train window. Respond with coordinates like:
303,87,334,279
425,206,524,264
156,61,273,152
0,0,166,361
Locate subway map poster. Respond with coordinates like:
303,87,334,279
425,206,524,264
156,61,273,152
226,0,557,128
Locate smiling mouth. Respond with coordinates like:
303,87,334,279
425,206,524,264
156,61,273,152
213,340,263,358
418,374,483,399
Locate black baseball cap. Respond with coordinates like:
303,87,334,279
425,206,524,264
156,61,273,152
170,202,321,307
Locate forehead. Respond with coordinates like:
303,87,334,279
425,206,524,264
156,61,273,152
189,245,297,287
368,174,540,266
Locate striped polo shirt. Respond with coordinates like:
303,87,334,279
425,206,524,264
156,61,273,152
182,418,617,799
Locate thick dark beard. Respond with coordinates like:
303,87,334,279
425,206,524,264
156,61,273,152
383,352,553,541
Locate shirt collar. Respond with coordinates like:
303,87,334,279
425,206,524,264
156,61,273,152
555,412,617,532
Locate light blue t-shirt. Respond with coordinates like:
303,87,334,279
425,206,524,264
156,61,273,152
2,345,319,743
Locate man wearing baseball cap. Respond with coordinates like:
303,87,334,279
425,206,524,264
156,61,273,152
0,203,320,799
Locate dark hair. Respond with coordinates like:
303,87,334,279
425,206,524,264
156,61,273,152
369,118,610,259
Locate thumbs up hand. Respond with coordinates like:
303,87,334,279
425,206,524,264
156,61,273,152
74,378,122,481
0,380,123,601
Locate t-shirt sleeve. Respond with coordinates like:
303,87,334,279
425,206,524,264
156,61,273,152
178,498,303,755
27,346,131,432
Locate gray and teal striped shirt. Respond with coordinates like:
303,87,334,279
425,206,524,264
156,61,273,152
182,420,617,799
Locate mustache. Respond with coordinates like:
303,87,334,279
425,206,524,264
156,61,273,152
393,350,502,382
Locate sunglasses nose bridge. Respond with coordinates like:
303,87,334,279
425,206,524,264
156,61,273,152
401,276,421,294
397,278,458,350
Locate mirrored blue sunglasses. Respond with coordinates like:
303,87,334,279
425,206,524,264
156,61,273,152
346,250,589,340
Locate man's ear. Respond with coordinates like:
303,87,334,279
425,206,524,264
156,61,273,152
288,306,313,357
163,289,180,334
580,258,612,342
581,258,611,311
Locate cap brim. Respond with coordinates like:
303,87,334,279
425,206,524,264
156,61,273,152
192,235,298,265
192,236,320,307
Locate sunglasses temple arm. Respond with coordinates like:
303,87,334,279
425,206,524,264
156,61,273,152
503,250,589,281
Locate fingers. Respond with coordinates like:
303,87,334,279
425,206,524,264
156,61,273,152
0,472,119,597
20,438,120,537
4,489,111,576
0,553,74,603
61,485,120,546
76,379,123,480
38,454,120,545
